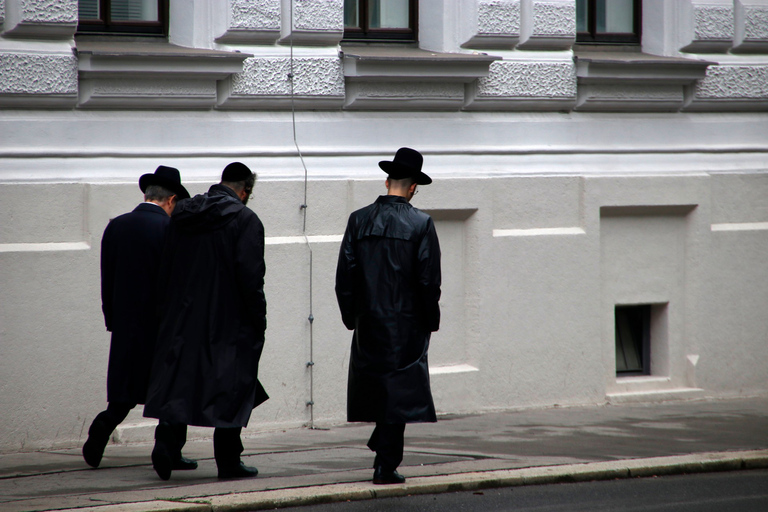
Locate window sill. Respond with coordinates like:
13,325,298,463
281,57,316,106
341,45,500,110
75,41,252,109
574,50,714,112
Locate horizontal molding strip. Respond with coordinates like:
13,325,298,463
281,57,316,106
0,242,91,253
266,235,343,245
1,146,768,159
711,221,768,232
429,364,479,376
493,227,586,237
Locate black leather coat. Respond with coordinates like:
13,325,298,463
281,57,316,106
101,203,169,404
336,195,441,424
144,185,268,428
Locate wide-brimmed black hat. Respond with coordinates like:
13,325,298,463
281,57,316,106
139,166,190,199
379,147,431,185
221,162,255,182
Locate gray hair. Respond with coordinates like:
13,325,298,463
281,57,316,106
144,185,175,202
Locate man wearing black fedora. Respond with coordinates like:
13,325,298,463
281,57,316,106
83,165,197,472
144,162,269,481
336,147,442,484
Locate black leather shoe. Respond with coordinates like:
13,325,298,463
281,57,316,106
373,466,405,485
173,456,198,471
218,461,259,479
151,443,173,481
82,419,110,468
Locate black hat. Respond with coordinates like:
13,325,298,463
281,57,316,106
139,166,190,199
379,147,431,185
222,162,255,182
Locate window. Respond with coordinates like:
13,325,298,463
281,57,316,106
78,0,167,36
615,305,650,376
344,0,417,41
577,0,640,44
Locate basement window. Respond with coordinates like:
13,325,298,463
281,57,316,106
615,305,651,376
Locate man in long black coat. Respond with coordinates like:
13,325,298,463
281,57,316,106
335,147,441,485
83,166,193,470
143,162,268,481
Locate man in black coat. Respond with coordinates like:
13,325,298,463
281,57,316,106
83,166,195,470
143,162,268,481
335,147,442,485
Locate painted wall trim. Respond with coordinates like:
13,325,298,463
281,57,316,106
711,221,768,232
0,242,91,253
493,227,585,237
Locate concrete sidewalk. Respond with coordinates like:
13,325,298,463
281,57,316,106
2,397,767,512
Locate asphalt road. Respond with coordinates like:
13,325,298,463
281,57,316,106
278,469,768,512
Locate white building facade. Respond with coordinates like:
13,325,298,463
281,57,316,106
1,0,767,452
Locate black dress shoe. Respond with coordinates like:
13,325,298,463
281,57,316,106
172,456,198,471
373,466,405,485
218,461,259,479
151,443,173,481
82,419,110,468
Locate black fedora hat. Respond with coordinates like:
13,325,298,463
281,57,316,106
379,147,432,185
139,166,190,200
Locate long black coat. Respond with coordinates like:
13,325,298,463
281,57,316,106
143,184,268,428
336,195,441,424
101,202,169,404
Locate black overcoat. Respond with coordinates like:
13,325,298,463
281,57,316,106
335,195,441,424
101,202,169,404
143,184,268,428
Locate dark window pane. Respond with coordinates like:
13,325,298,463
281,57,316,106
577,0,639,43
367,0,409,29
344,0,415,41
596,0,634,34
615,305,650,375
111,0,158,22
576,0,588,32
344,0,359,28
79,0,100,20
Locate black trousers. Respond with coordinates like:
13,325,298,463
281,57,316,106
92,401,136,433
152,420,189,463
213,427,244,468
155,424,242,469
367,423,405,471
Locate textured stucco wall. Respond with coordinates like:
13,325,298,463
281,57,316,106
18,0,77,23
0,53,77,95
741,3,768,39
476,60,577,99
230,56,344,97
478,0,521,35
291,0,343,31
694,65,768,99
229,0,280,29
529,0,575,37
693,4,734,40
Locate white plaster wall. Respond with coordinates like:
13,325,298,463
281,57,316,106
2,0,768,453
2,110,768,452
